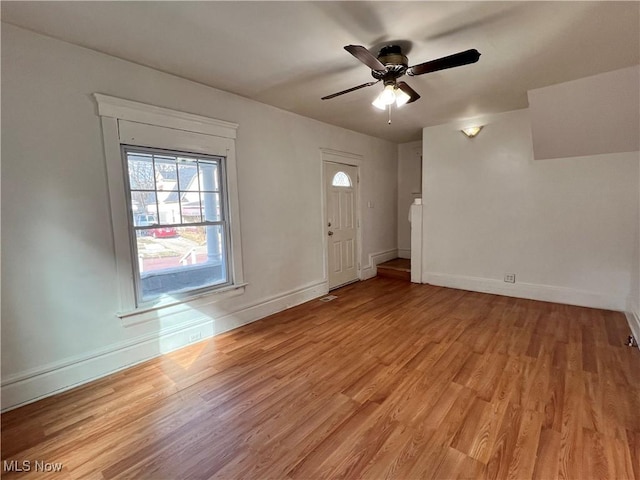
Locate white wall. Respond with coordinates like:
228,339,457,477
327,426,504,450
634,163,640,315
397,141,422,259
422,108,639,311
529,66,640,160
1,24,398,410
631,165,640,342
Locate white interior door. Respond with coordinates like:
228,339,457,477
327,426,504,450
324,162,359,289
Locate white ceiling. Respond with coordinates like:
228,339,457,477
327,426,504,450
2,1,638,143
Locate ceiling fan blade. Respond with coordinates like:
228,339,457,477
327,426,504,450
396,82,421,103
407,49,481,76
344,45,386,72
321,80,380,100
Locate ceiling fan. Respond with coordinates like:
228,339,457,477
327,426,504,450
322,44,481,108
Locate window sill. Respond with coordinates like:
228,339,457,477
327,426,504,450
118,283,247,327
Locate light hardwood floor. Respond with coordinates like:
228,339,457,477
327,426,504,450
2,278,639,479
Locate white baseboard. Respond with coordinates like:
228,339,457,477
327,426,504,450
211,280,328,335
397,249,411,259
425,272,629,311
625,311,640,350
361,249,398,280
1,280,328,412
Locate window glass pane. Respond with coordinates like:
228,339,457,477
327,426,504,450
154,158,179,224
201,192,221,222
199,162,220,191
177,161,198,191
176,162,200,224
154,154,175,163
123,146,230,305
131,192,157,226
156,194,181,225
138,225,227,301
128,154,155,190
332,171,352,187
180,191,202,224
154,158,177,193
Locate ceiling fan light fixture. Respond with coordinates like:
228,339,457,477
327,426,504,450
372,84,397,110
461,126,483,138
372,96,387,110
380,84,396,104
395,88,411,107
325,44,481,124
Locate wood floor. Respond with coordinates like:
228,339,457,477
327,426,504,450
2,278,639,479
377,259,411,281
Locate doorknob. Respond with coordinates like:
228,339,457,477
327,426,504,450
328,231,334,236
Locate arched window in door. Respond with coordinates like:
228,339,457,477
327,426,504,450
332,171,352,188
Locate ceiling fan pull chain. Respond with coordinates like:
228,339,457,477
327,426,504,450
388,104,392,125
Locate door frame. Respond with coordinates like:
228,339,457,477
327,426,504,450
320,148,362,289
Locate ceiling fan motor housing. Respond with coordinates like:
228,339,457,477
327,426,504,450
372,45,408,81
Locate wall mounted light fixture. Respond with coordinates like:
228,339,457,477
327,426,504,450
461,126,483,138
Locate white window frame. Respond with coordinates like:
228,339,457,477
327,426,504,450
95,94,245,318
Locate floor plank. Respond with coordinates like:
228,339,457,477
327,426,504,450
2,277,639,479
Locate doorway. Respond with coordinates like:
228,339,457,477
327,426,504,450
323,160,360,289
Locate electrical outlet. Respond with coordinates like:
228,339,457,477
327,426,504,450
188,332,202,343
504,273,516,283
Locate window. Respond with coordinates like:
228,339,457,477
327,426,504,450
123,147,231,303
95,94,244,316
332,171,352,187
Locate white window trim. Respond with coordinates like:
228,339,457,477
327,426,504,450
95,94,245,318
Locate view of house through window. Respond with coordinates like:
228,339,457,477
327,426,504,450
123,146,230,303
